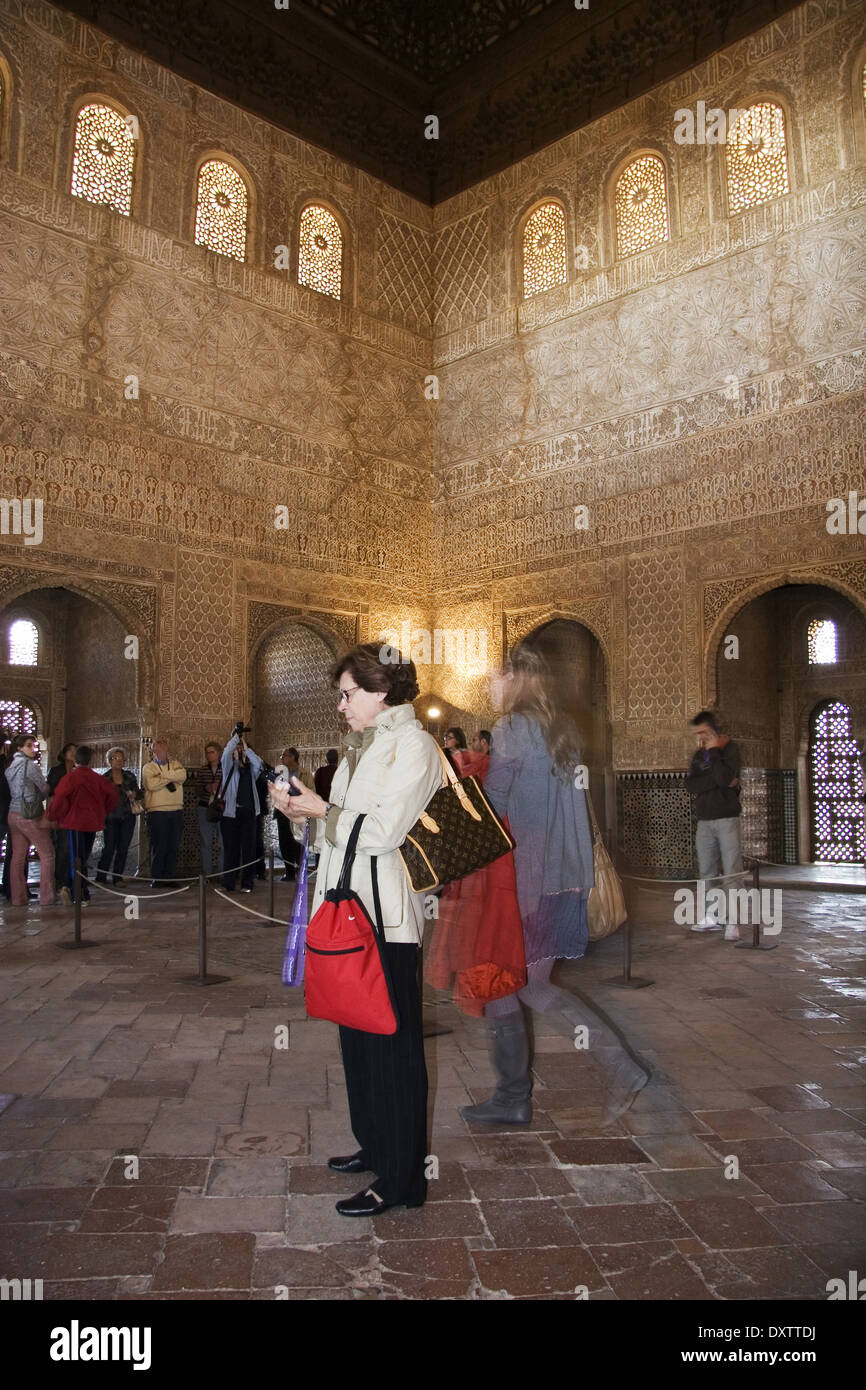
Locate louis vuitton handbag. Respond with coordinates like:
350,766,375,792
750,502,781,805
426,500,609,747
585,790,627,940
399,744,514,893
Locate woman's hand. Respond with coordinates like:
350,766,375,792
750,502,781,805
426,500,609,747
268,776,328,822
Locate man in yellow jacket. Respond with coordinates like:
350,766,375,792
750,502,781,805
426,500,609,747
142,739,187,886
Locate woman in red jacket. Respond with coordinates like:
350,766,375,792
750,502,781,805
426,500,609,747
48,746,119,903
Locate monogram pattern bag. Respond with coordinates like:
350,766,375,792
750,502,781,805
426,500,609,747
585,790,627,940
399,745,514,893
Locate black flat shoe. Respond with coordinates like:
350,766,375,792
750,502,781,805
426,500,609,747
335,1186,424,1218
328,1153,370,1175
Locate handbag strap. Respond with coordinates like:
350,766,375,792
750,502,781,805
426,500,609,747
584,787,603,844
336,812,366,893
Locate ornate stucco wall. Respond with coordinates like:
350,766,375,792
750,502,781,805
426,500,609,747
0,0,864,863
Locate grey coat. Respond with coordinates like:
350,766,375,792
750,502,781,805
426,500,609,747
484,712,594,922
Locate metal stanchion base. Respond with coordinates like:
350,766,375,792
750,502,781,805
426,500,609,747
603,974,654,988
735,940,778,951
57,939,101,950
176,973,230,986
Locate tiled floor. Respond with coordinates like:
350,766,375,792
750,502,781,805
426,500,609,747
0,876,863,1299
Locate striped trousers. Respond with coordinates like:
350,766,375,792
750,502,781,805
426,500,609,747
338,943,428,1206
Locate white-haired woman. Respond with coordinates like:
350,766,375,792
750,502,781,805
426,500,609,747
95,748,142,885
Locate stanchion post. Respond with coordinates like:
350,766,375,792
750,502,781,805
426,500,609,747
267,849,275,925
735,859,777,952
604,915,653,989
57,855,100,950
177,872,228,986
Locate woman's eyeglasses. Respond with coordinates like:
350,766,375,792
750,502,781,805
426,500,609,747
337,686,362,706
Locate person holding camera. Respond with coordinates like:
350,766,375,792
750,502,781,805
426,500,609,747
685,710,743,939
220,723,265,894
142,739,187,887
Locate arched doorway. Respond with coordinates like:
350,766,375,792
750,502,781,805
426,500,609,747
714,582,866,864
809,701,866,864
516,618,613,838
0,588,145,877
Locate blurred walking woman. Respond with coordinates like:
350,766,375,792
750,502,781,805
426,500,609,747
462,645,649,1127
270,644,441,1217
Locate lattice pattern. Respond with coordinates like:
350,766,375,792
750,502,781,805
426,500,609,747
523,202,567,299
173,552,235,713
255,622,342,766
376,213,432,332
739,769,798,864
616,773,695,876
0,700,37,736
194,160,248,262
627,552,683,719
616,155,669,258
70,103,135,216
8,619,38,665
810,701,866,863
807,617,837,664
298,205,342,300
434,211,490,331
726,103,789,216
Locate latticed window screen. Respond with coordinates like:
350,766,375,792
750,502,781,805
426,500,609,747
70,103,135,215
298,205,343,299
810,701,866,863
8,619,38,666
194,160,248,261
0,700,37,736
726,102,789,215
522,202,568,298
615,155,669,257
808,618,837,664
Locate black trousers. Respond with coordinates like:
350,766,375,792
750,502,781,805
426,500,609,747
338,943,428,1205
147,810,183,881
221,808,257,889
97,816,135,879
275,811,300,871
69,829,96,900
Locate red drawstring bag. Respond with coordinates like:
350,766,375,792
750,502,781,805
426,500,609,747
305,814,399,1035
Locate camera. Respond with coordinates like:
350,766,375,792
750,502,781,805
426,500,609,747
233,720,251,739
166,781,177,792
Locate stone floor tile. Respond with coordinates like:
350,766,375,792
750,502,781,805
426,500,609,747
568,1202,691,1245
79,1186,178,1232
645,1167,761,1201
472,1245,605,1297
169,1194,285,1233
563,1164,661,1206
760,1199,866,1246
549,1138,648,1167
102,1156,209,1187
607,1253,714,1300
794,1130,866,1167
151,1233,255,1290
463,1167,538,1200
616,1134,716,1169
480,1198,583,1248
749,1084,832,1110
743,1162,849,1203
673,1197,792,1249
693,1109,786,1139
206,1157,287,1196
373,1200,484,1239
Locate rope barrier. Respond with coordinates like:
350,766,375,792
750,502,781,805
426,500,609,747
211,888,286,925
618,868,752,885
77,873,192,899
119,854,265,884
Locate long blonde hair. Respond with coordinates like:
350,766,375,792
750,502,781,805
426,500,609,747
500,645,584,776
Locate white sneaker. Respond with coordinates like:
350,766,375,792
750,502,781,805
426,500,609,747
690,916,722,932
724,924,740,941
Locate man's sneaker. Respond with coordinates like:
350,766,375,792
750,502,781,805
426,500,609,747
724,924,740,941
690,916,722,932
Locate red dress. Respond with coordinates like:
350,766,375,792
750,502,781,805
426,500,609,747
424,749,527,1016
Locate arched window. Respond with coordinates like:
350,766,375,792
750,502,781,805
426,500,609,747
194,160,249,262
70,102,135,215
522,202,568,298
810,701,866,863
0,699,37,737
8,619,38,666
298,205,343,299
807,618,837,665
615,155,669,258
726,102,789,215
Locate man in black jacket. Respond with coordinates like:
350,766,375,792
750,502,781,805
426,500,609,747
684,710,743,939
